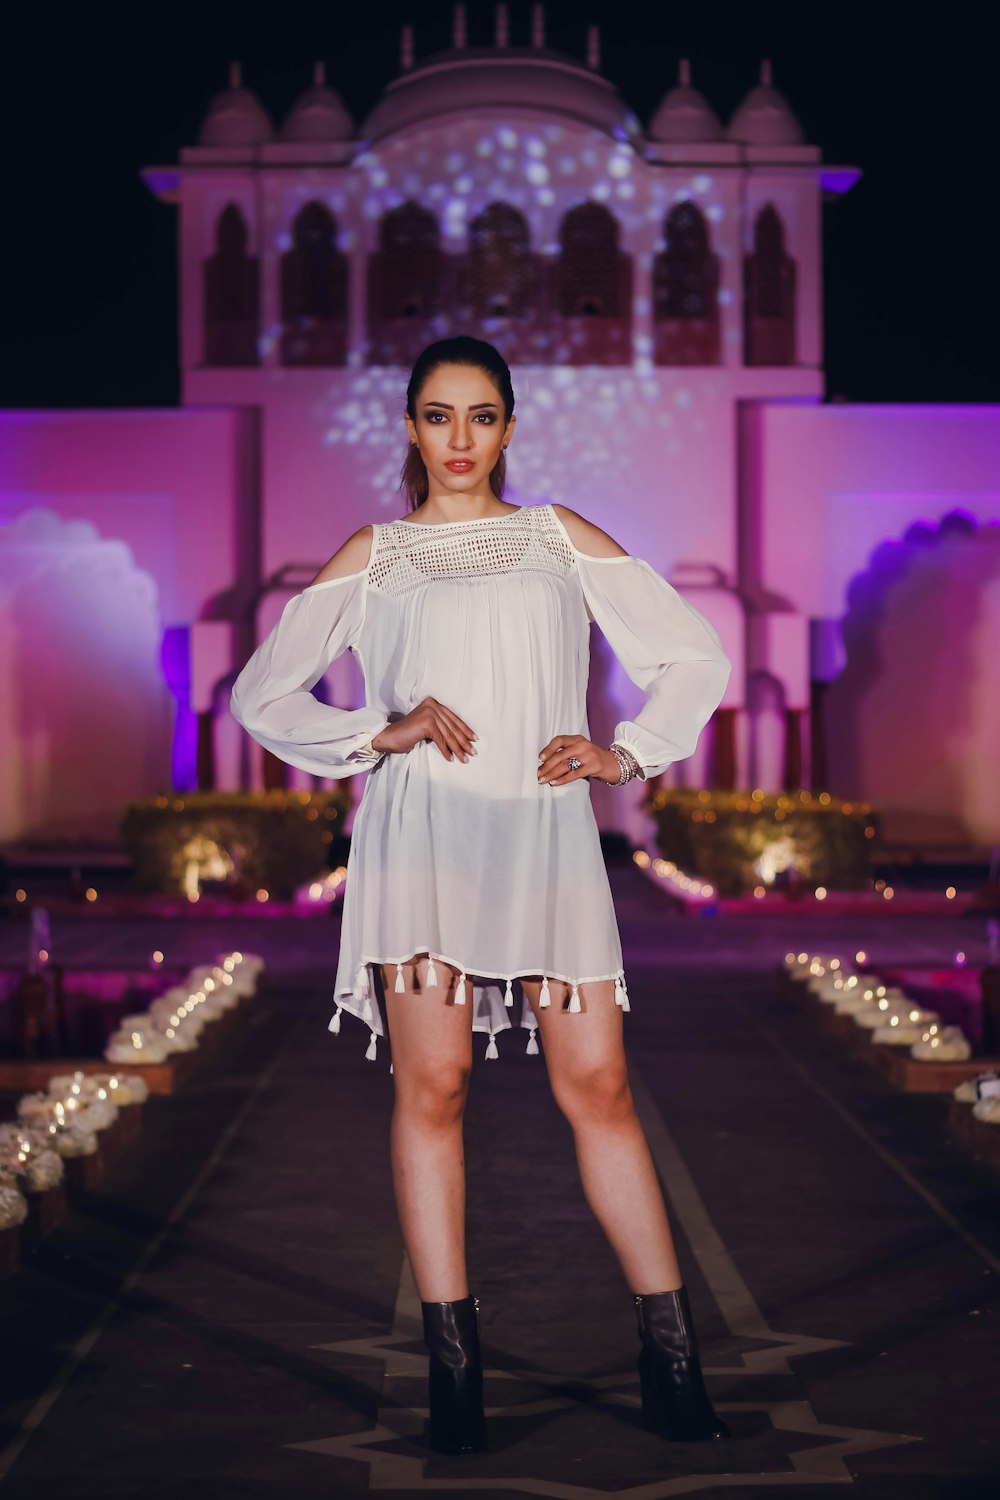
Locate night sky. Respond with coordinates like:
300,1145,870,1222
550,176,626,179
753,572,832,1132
3,2,996,409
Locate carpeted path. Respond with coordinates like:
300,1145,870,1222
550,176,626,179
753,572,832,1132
1,863,999,1497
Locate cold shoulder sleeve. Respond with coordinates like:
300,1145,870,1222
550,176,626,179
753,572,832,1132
576,553,732,779
230,573,390,779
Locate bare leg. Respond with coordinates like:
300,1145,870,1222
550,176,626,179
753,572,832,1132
521,976,682,1294
382,956,473,1302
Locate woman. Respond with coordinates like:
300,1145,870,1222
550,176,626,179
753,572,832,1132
231,336,732,1456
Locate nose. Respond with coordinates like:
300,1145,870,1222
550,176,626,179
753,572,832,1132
449,420,473,450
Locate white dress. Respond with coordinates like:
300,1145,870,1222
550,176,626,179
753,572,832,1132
230,503,731,1061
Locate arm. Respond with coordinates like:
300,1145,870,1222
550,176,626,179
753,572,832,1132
230,527,391,779
552,505,732,780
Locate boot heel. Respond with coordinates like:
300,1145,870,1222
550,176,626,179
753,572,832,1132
421,1294,488,1455
634,1287,730,1443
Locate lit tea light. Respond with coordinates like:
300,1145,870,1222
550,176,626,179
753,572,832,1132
85,888,98,902
151,950,164,966
945,886,956,900
855,950,867,964
815,886,827,901
256,890,269,903
15,889,27,902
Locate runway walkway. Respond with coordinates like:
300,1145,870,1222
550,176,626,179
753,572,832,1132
2,860,999,1497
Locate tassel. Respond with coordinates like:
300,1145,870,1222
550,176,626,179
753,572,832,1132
619,976,631,1013
328,1005,342,1035
426,956,438,987
526,1029,539,1056
504,978,514,1007
361,993,373,1023
614,975,625,1008
455,971,467,1005
568,984,581,1013
353,963,368,1000
365,1032,377,1061
539,975,551,1008
485,1032,499,1060
394,961,405,993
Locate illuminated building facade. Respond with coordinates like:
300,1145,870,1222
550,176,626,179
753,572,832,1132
2,6,999,856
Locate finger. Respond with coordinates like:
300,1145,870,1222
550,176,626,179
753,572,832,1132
434,713,474,762
429,724,455,761
537,738,585,778
437,706,477,750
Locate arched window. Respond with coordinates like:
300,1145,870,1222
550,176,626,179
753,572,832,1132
367,202,448,364
465,203,535,319
653,201,720,365
744,205,796,366
553,203,632,364
203,205,259,366
280,202,348,367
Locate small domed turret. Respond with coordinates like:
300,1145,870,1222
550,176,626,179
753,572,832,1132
198,62,275,148
649,60,723,144
282,61,353,143
727,61,804,147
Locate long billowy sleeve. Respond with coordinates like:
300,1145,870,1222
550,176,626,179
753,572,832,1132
577,553,732,779
230,572,390,779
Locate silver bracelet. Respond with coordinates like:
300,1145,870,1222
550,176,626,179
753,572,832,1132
607,742,643,786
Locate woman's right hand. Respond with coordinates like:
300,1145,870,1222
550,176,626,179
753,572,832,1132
371,697,478,763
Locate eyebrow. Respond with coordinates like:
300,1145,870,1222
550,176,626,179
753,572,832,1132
421,401,499,411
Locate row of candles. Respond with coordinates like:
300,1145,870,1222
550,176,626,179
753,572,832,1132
0,951,265,1233
783,950,972,1059
103,950,264,1064
785,950,1000,1127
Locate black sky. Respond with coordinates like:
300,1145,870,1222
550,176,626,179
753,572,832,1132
2,1,996,408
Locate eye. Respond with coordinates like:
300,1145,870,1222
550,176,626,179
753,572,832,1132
474,413,496,424
424,412,447,423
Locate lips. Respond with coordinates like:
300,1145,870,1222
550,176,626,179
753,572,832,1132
445,460,475,471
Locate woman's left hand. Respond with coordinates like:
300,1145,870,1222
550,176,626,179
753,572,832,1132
537,735,620,787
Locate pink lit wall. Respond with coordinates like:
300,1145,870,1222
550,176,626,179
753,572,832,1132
0,408,256,840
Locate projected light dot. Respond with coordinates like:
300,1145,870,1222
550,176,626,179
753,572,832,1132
525,162,549,185
498,128,518,150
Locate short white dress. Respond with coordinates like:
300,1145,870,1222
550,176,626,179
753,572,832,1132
231,503,730,1061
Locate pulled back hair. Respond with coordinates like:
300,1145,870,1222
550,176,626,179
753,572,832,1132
400,336,515,511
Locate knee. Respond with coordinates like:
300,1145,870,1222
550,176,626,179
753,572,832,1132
395,1061,471,1129
553,1062,634,1129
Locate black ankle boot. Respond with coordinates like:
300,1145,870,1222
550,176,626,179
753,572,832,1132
420,1294,488,1455
634,1287,730,1442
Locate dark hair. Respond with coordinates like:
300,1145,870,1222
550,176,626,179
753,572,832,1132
400,336,515,511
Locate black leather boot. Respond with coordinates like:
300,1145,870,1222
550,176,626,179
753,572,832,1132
634,1286,731,1441
420,1294,488,1454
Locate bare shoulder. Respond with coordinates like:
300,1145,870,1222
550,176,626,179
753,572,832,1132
551,504,629,559
308,525,375,587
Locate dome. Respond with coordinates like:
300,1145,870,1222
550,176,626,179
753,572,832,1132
727,61,804,147
198,62,275,148
282,61,353,142
649,60,723,144
362,46,638,145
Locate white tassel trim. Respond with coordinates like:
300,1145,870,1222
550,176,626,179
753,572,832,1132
455,971,467,1005
504,978,514,1007
539,975,551,1008
394,961,405,993
328,1005,342,1035
365,1032,377,1061
568,984,581,1013
616,974,631,1012
485,1032,498,1060
526,1029,539,1056
426,957,438,987
352,963,369,1000
361,993,373,1023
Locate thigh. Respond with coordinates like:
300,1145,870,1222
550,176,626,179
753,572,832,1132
381,954,474,1075
520,975,627,1082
